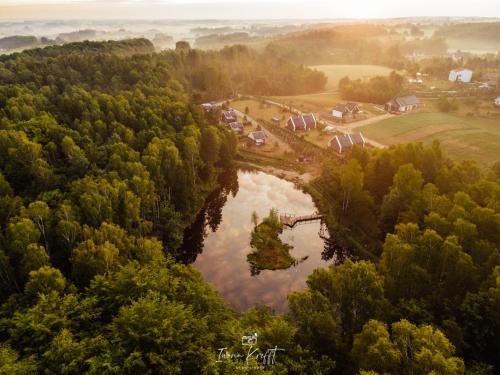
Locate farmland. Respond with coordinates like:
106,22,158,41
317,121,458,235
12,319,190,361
358,112,500,167
310,64,395,90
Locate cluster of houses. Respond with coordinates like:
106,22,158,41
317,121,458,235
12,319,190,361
219,108,267,146
202,102,370,153
220,109,245,135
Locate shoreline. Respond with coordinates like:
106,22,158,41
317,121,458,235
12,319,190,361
235,160,316,186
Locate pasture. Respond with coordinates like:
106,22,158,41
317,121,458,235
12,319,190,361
310,64,395,90
358,112,500,167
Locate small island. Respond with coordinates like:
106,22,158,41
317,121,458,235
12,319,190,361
247,209,295,274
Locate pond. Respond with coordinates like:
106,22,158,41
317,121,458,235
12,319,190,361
178,169,348,313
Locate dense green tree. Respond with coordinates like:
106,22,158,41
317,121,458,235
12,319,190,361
352,319,465,374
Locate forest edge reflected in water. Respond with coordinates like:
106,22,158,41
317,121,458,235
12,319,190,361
177,168,354,312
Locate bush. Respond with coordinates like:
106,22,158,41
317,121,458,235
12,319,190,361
438,98,459,112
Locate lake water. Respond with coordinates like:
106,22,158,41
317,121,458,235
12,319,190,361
179,169,346,313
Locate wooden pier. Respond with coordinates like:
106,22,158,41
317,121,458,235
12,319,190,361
280,212,323,228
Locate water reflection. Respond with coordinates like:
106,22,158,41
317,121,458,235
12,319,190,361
176,169,238,264
180,170,347,313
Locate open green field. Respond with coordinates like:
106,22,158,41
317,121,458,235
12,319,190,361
358,112,500,167
269,92,384,117
270,92,341,113
310,64,395,90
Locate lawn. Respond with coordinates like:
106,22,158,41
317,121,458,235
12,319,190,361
231,99,286,124
310,64,395,90
270,92,342,113
358,112,500,167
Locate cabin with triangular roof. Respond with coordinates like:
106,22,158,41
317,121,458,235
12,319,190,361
286,113,317,131
328,132,366,153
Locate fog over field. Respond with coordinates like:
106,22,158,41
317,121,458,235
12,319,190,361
0,1,499,374
1,0,500,19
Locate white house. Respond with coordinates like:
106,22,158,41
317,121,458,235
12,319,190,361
495,97,500,107
449,69,473,83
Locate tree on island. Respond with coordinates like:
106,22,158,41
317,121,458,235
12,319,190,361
247,208,295,274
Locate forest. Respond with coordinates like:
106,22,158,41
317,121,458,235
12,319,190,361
0,39,498,374
264,25,448,68
309,142,499,373
338,72,405,104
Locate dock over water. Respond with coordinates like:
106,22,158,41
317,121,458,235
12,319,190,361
280,212,323,228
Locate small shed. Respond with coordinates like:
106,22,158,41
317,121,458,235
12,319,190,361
248,131,266,146
323,125,336,133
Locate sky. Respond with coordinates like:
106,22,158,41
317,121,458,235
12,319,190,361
0,0,499,20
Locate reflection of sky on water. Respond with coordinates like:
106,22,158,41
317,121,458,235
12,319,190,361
193,171,331,313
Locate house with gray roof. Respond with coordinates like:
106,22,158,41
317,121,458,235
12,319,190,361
385,96,419,113
328,132,366,153
221,109,238,124
286,113,317,131
332,102,360,120
248,131,266,146
229,122,244,135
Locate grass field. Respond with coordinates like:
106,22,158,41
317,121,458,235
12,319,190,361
269,91,384,118
310,64,395,90
358,112,500,167
231,99,287,123
270,92,341,113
